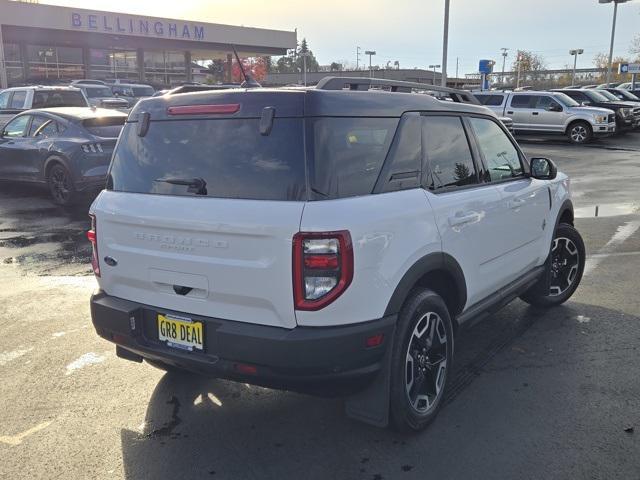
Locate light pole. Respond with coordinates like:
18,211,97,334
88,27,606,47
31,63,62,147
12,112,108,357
599,0,630,86
429,64,441,85
365,50,376,78
569,49,584,86
300,51,311,86
500,48,509,86
516,52,522,89
356,46,361,70
441,0,450,87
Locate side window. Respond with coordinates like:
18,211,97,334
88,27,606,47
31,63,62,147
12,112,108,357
468,117,523,181
0,91,10,109
536,96,562,111
483,95,504,106
10,91,26,109
28,116,47,136
423,116,478,191
510,95,535,108
3,115,30,137
375,114,421,193
39,121,59,137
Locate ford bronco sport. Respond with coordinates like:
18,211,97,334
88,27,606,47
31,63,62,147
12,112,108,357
89,77,585,431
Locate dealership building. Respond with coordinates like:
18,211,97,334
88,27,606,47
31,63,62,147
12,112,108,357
0,0,296,89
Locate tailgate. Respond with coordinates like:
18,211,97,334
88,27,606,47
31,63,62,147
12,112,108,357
92,191,303,328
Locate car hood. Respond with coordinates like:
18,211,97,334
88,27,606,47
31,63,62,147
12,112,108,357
570,106,616,115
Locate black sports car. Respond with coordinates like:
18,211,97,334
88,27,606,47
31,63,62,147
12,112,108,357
0,107,126,205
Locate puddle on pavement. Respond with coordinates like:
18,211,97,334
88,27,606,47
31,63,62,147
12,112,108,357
574,203,639,218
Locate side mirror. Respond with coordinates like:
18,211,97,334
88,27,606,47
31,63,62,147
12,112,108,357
580,100,591,106
547,104,563,112
530,157,557,180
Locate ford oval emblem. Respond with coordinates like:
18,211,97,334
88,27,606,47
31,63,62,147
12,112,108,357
103,256,118,267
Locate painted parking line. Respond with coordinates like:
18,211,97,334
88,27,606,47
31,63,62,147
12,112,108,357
0,421,52,446
584,220,640,277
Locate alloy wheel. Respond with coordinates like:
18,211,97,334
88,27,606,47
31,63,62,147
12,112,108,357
549,236,580,296
49,166,72,204
405,312,448,413
570,125,587,143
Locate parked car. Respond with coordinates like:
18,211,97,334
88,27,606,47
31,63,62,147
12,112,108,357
0,86,88,130
71,79,108,86
110,83,155,106
553,88,640,132
474,90,616,143
598,87,640,103
0,107,126,205
88,77,585,431
608,82,640,101
74,84,130,110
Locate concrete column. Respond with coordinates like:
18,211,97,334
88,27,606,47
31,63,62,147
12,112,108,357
137,48,145,83
82,47,90,80
185,51,192,83
0,25,7,89
19,42,29,84
226,53,233,83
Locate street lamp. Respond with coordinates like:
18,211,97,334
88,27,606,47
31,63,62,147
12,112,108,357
599,0,630,86
441,0,450,87
500,48,509,86
365,50,376,78
429,64,441,85
300,51,311,86
569,49,584,86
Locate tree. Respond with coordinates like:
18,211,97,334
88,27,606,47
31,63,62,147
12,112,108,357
231,57,268,82
330,62,342,72
295,38,319,73
206,59,226,83
593,52,630,83
510,50,547,84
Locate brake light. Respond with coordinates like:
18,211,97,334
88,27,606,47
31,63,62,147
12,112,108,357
293,231,353,311
87,214,100,277
167,104,240,115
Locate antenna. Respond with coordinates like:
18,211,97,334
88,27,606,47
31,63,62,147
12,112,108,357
231,46,261,88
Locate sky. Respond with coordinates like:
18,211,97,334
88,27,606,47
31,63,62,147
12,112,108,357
41,0,640,75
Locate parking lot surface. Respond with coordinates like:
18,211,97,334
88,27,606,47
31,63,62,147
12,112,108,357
1,134,639,479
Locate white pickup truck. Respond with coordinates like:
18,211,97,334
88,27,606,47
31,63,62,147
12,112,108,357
474,90,616,144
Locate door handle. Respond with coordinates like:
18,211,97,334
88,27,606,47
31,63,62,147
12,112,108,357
449,211,481,227
507,111,514,115
508,198,526,209
532,112,539,116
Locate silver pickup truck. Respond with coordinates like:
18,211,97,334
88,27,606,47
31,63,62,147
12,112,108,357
0,86,89,130
474,91,616,144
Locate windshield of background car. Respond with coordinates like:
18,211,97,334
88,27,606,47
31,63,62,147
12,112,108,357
32,90,87,108
132,87,155,97
109,118,306,201
86,87,114,98
617,90,640,101
307,117,398,199
584,90,611,103
598,90,621,102
554,93,580,107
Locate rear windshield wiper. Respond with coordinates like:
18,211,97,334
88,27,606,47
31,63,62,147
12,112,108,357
155,177,208,195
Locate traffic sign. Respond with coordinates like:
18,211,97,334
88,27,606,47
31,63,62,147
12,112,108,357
619,63,640,74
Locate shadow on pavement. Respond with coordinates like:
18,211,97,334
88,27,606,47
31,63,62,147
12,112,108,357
120,301,640,480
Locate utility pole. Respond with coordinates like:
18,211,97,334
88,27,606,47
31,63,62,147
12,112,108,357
455,57,459,79
516,51,522,89
500,48,509,86
365,50,376,78
569,49,584,85
356,46,361,71
300,51,311,86
441,0,450,87
599,0,629,86
429,64,441,85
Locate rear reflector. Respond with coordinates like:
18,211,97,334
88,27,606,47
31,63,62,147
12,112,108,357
234,363,258,375
365,334,384,348
87,214,100,277
167,104,240,115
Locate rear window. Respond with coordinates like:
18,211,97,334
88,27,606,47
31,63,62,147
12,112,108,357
32,90,87,108
82,117,126,137
307,117,398,199
109,118,306,201
132,87,155,97
85,87,114,98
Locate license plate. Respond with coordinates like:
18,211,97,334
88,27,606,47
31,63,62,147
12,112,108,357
157,314,204,351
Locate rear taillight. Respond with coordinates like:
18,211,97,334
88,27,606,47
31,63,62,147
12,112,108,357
167,104,240,115
87,214,100,277
293,231,353,311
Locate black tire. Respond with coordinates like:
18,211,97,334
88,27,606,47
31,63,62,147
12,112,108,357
47,162,77,206
567,121,592,144
520,223,585,308
389,288,454,432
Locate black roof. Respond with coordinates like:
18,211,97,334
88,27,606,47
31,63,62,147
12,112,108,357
129,84,492,121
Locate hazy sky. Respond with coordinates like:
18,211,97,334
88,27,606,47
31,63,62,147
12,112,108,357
42,0,640,74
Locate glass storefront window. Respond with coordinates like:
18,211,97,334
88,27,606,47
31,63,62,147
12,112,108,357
89,49,138,81
143,50,186,87
2,43,24,86
25,45,84,82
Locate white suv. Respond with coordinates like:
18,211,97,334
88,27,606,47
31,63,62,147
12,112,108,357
89,78,585,431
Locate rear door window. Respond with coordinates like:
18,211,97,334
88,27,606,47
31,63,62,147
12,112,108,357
10,91,26,109
307,117,398,199
0,91,10,109
476,94,504,106
109,118,306,201
510,95,535,108
422,116,478,190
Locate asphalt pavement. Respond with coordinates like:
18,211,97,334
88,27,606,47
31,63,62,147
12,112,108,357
0,133,638,480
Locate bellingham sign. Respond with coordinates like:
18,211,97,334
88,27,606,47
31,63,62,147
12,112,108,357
70,12,205,40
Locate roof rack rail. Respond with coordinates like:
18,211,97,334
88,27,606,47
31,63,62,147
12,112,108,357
315,76,479,104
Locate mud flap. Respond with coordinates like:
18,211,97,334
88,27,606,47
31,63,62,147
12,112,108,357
344,327,395,428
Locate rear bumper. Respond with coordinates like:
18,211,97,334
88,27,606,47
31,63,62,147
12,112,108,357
90,291,396,395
